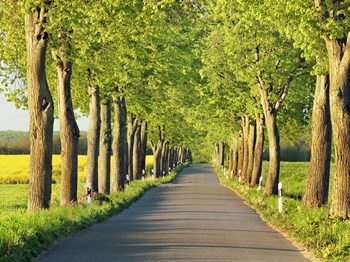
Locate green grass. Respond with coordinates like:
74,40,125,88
0,163,189,262
218,161,350,261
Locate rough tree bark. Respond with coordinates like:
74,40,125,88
151,126,164,178
237,132,244,175
26,6,54,211
246,122,256,184
127,115,138,181
133,122,142,180
325,36,350,218
218,141,225,168
86,83,100,192
302,75,331,207
111,92,127,192
52,50,79,205
250,113,264,186
241,116,250,183
230,138,238,177
140,121,148,172
99,100,112,194
257,72,294,196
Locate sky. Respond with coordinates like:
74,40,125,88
0,92,89,131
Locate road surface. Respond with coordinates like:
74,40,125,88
36,164,312,261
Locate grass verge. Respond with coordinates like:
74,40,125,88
216,164,350,262
0,163,189,262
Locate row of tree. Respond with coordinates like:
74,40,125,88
200,0,349,219
0,1,198,212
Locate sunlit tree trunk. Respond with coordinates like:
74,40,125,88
26,6,54,211
127,115,137,181
152,126,164,178
54,54,79,205
263,110,280,196
246,122,255,183
111,92,127,192
303,75,331,207
325,36,350,219
133,122,141,180
99,100,112,194
140,121,148,172
241,116,250,183
237,132,244,174
230,138,238,177
86,84,100,192
251,113,264,186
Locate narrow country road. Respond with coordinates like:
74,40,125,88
35,164,311,262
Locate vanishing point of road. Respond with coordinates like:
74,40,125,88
36,164,313,262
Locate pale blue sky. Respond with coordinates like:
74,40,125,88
0,92,89,131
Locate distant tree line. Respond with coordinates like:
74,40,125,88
0,131,154,155
0,131,87,154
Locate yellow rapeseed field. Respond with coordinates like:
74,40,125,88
0,155,154,184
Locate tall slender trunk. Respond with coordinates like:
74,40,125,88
133,122,141,180
99,100,112,194
230,138,238,177
140,121,148,172
55,56,79,205
26,7,54,211
111,93,127,192
241,116,250,183
251,113,264,186
246,122,256,184
86,85,100,192
263,111,280,196
237,132,244,174
152,126,164,178
152,144,162,178
161,142,169,175
303,75,331,207
218,141,225,168
324,35,350,218
127,115,137,181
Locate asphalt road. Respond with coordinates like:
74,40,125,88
35,164,312,262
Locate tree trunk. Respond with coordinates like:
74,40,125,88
99,100,112,194
230,138,238,177
111,93,127,192
26,7,54,212
152,126,164,178
86,85,100,192
246,122,256,184
133,121,142,180
324,35,350,219
218,141,225,168
237,132,244,175
250,113,264,186
127,115,137,181
55,56,79,205
140,121,148,172
241,116,250,183
153,144,162,178
263,110,280,196
302,75,331,207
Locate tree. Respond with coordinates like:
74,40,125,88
25,2,55,211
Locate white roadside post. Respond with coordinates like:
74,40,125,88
162,170,165,178
126,174,130,190
238,169,241,183
151,169,155,181
230,170,233,178
258,176,263,191
87,187,92,204
278,182,283,213
142,170,145,181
